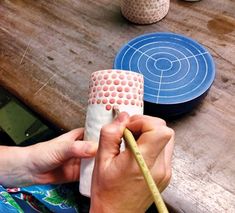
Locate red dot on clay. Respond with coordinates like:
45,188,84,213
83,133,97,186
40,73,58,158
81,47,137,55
99,92,103,97
128,81,133,87
125,87,130,92
97,86,101,91
124,100,129,105
109,98,115,104
106,105,112,111
117,86,123,92
104,74,109,79
100,80,105,85
97,99,101,104
110,86,115,91
134,76,138,81
117,99,122,105
114,79,120,85
119,74,125,80
112,73,117,79
118,93,124,98
98,75,102,80
111,92,117,97
126,94,132,99
127,75,132,80
102,99,108,104
121,81,127,86
92,99,96,104
106,80,112,85
104,92,109,97
131,100,135,105
103,86,108,91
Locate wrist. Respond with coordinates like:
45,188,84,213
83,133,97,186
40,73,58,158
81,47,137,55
0,146,32,187
90,191,145,213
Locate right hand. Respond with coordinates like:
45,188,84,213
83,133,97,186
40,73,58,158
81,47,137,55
90,112,174,213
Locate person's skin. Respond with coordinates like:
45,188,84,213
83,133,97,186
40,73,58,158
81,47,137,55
0,113,174,213
0,128,98,187
90,112,174,213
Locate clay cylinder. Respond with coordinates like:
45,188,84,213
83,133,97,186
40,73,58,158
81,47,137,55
79,69,144,197
120,0,170,24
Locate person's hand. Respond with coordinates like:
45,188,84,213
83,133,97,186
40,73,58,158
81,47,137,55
0,128,97,187
90,113,174,213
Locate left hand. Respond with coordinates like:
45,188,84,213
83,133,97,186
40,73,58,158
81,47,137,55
0,128,97,187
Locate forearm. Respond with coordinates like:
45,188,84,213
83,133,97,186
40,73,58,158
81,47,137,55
0,146,31,187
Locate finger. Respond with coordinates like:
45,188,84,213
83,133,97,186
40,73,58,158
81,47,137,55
35,158,81,185
129,115,166,127
160,132,175,190
164,131,175,170
134,125,173,166
126,116,167,141
98,112,129,161
153,132,175,192
30,139,97,172
50,128,85,142
151,150,166,187
69,140,98,158
53,139,98,163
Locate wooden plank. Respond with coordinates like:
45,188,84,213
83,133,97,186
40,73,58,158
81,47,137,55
0,0,234,212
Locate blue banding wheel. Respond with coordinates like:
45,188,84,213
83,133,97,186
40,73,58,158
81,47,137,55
114,32,216,118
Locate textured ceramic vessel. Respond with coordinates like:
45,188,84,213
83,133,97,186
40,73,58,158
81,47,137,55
79,69,144,197
120,0,170,24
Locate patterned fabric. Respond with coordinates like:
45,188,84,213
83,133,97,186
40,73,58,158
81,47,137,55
0,183,80,212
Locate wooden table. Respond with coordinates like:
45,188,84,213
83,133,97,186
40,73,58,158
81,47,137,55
0,0,234,212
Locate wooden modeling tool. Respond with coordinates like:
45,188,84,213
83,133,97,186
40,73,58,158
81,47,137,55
113,107,168,213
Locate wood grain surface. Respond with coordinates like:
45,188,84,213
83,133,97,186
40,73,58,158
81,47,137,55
0,0,235,212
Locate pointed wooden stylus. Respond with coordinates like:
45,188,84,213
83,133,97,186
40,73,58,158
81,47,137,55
113,107,168,213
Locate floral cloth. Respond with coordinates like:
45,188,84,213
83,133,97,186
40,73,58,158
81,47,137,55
0,183,80,212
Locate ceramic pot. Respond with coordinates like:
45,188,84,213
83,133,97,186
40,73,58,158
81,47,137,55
79,69,144,197
120,0,170,24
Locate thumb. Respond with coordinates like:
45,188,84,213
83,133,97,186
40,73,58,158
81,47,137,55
98,112,129,161
69,140,98,158
29,139,98,171
52,140,98,163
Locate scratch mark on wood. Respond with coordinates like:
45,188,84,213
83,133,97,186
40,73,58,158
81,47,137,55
34,73,57,96
0,26,10,34
20,37,33,65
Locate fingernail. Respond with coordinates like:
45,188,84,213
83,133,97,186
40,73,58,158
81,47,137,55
117,112,129,123
84,143,98,155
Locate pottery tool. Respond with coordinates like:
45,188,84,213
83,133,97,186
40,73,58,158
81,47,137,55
113,107,168,213
114,32,215,118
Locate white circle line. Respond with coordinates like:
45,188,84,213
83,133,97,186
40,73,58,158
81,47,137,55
118,36,210,100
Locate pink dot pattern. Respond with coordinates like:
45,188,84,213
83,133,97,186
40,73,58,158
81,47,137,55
120,0,170,25
88,70,144,111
